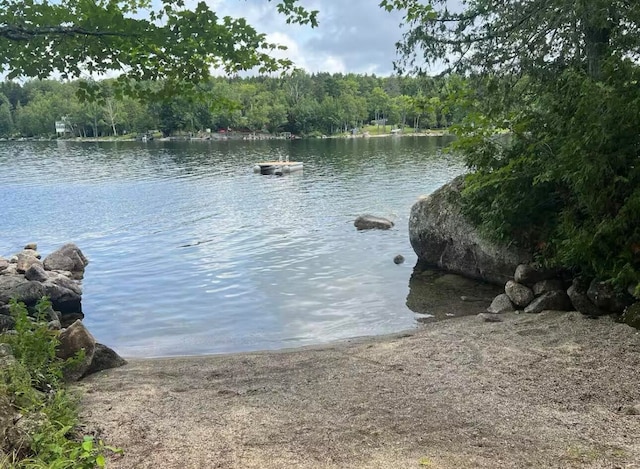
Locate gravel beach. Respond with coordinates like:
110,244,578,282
78,310,640,469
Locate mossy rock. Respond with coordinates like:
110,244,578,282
620,303,640,329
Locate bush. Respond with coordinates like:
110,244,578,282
0,298,120,468
456,58,640,293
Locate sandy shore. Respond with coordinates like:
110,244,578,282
77,311,640,469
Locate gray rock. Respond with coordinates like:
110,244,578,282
567,281,606,317
48,320,62,330
0,258,9,272
83,343,127,377
0,276,25,304
587,279,634,314
16,251,42,273
0,314,15,332
57,320,96,381
60,312,84,328
505,280,534,308
0,275,46,306
49,273,82,295
393,254,405,264
524,290,572,314
24,263,49,283
620,303,640,329
487,294,515,314
23,242,37,251
43,243,88,279
354,215,394,230
409,176,531,285
533,279,565,296
42,281,82,315
514,264,557,287
477,313,504,323
9,411,49,451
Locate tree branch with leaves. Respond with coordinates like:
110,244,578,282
0,0,318,100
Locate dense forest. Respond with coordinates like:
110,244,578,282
0,72,464,139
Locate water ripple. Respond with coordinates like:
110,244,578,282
0,138,465,357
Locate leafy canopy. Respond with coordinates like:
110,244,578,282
383,0,640,290
0,0,318,100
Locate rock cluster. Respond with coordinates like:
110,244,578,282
485,263,637,320
0,243,125,379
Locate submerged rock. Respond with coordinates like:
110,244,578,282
354,215,394,230
393,254,405,264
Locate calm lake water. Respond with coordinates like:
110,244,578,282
0,137,469,357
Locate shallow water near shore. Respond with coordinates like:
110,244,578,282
1,137,475,357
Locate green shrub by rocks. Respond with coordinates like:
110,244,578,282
0,298,120,468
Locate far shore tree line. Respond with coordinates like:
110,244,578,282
0,72,465,139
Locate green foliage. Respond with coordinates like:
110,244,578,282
5,73,464,138
2,298,65,392
0,1,318,101
0,298,119,468
457,58,640,289
384,1,640,291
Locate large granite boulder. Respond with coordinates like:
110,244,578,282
409,176,531,285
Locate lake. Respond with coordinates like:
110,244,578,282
0,136,470,357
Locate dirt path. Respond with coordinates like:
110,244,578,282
77,311,640,469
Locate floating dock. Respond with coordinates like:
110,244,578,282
253,161,303,175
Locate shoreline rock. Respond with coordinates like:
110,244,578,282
409,176,531,285
0,243,125,379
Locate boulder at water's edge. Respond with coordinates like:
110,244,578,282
408,176,531,285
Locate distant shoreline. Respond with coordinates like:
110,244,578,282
2,130,451,143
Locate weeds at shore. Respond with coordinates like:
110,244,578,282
0,298,121,468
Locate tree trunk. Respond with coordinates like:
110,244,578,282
580,1,613,80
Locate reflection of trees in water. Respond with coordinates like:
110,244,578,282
406,267,502,322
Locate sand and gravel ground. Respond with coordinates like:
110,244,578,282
78,310,640,469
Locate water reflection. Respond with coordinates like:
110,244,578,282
406,267,502,321
1,138,475,357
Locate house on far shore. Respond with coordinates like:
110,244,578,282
55,117,71,137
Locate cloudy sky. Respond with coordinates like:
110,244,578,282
208,0,408,76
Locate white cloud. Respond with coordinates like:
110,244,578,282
204,0,404,75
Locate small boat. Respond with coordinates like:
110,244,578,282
253,160,303,175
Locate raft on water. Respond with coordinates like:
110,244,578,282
253,161,303,175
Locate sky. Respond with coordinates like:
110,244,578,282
207,0,408,76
